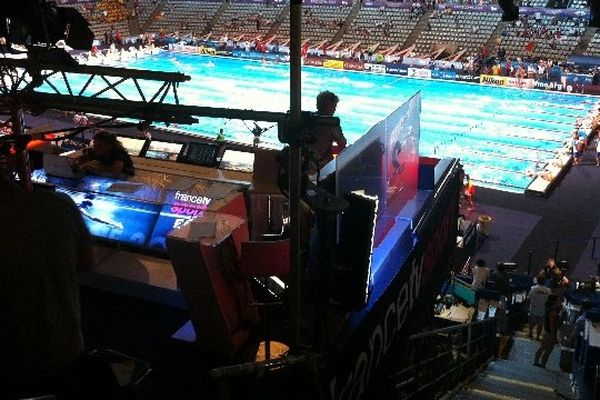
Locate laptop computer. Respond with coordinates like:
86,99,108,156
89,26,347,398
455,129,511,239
43,151,84,179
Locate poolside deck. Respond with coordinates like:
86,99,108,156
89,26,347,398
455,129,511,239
469,144,600,279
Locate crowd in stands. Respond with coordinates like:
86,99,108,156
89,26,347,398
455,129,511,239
59,0,600,77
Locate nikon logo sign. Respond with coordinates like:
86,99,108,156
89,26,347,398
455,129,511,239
480,75,508,86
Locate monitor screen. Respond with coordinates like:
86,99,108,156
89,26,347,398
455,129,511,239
181,142,220,166
145,141,184,161
56,187,161,248
117,136,146,156
219,149,254,173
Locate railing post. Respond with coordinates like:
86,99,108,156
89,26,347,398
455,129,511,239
527,251,533,276
467,324,472,360
554,240,559,261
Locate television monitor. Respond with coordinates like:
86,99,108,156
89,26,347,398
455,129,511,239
180,142,220,167
56,187,161,248
144,140,184,161
219,149,255,173
117,136,146,156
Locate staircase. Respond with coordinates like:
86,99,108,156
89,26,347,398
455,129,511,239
265,4,290,38
401,11,432,49
573,27,598,55
450,335,573,400
139,0,168,34
330,1,361,44
202,1,230,36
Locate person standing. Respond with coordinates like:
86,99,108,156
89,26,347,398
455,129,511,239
463,174,475,210
0,143,96,397
534,294,564,368
307,91,347,175
472,259,490,290
528,274,551,340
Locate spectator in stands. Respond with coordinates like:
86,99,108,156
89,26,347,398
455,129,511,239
472,259,490,290
81,131,135,177
528,274,551,341
534,294,564,368
307,91,347,174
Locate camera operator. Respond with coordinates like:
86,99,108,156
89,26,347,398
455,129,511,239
307,91,347,175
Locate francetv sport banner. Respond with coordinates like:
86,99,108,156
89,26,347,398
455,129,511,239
336,92,421,244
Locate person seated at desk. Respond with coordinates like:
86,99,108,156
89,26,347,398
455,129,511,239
81,131,134,177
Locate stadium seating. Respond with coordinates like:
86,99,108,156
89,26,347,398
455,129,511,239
568,0,589,9
210,3,284,40
498,14,586,62
414,10,500,57
146,0,220,36
63,1,130,40
584,31,600,56
276,5,352,45
341,7,420,51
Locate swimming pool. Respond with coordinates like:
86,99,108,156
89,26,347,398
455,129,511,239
40,52,599,193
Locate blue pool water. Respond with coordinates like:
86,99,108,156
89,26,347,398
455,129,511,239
41,52,599,192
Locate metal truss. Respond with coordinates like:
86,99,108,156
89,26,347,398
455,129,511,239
0,56,287,125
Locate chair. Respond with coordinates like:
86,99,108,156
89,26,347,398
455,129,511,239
238,239,290,361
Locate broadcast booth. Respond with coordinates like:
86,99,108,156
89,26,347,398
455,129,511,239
26,90,462,396
0,11,462,392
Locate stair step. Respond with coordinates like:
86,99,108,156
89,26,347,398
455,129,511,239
453,390,497,400
465,388,535,400
486,360,566,388
469,375,559,400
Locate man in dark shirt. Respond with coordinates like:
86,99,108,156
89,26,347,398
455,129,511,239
307,91,347,174
493,263,511,297
82,131,134,176
0,145,97,397
534,294,564,368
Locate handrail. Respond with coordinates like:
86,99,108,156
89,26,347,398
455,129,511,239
409,317,492,340
392,318,497,400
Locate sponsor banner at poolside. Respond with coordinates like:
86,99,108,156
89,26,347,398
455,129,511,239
533,79,566,92
407,68,432,79
431,69,457,80
384,63,409,76
232,50,288,62
304,57,324,67
565,73,593,86
323,59,345,70
480,74,535,89
364,63,386,74
455,73,480,82
343,60,365,71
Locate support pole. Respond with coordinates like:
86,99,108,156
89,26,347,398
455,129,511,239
527,251,533,276
554,240,559,262
288,0,303,349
